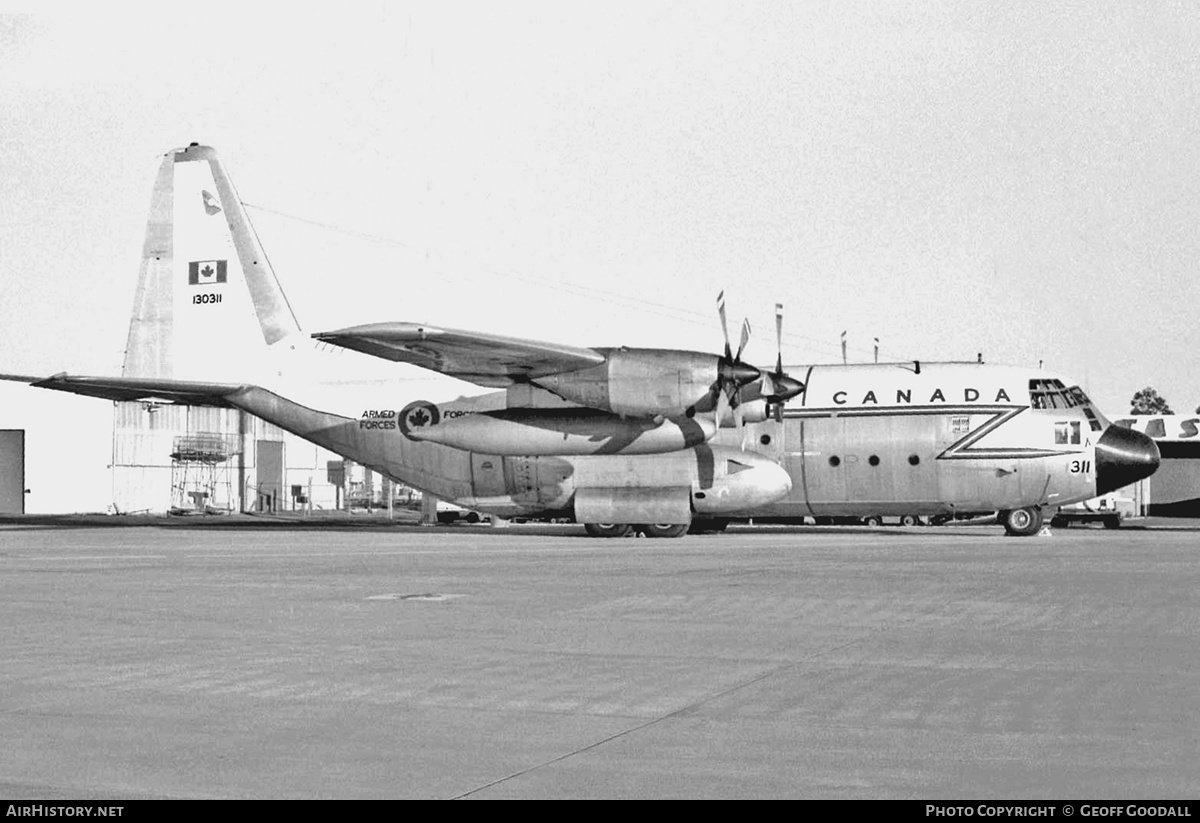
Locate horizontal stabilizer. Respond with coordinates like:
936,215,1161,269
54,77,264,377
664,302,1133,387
0,373,246,407
313,322,605,387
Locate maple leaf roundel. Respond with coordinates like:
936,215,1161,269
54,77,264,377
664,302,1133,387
398,400,441,438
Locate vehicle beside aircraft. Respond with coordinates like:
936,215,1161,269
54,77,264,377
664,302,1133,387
0,145,1161,537
1050,492,1134,529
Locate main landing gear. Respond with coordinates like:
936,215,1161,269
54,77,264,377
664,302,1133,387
583,523,690,538
999,506,1043,537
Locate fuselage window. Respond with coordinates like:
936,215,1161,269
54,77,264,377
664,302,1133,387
1055,421,1082,445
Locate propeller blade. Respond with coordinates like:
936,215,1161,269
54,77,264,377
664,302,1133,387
761,301,803,423
717,291,731,359
774,303,784,376
736,318,751,361
715,383,731,426
711,292,760,425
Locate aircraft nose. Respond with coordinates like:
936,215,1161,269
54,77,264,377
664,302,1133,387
1095,424,1160,495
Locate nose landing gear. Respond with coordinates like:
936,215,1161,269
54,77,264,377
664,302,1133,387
1000,506,1043,537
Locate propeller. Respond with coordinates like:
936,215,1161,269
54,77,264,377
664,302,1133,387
760,302,805,422
714,291,760,427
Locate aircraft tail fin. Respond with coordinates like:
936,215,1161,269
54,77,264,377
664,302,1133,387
122,144,302,382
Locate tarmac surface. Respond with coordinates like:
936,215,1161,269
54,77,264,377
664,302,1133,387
1,514,1198,799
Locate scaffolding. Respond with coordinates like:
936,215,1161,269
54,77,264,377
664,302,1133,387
170,432,241,514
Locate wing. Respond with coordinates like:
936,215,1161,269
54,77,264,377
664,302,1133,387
312,322,606,387
0,373,246,407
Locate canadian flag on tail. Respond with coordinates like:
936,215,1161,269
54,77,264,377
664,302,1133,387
188,260,228,285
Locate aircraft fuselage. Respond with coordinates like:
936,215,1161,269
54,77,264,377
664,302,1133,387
244,359,1149,527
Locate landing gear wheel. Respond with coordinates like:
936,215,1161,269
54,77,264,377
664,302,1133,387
1001,506,1043,537
640,523,690,538
584,523,632,538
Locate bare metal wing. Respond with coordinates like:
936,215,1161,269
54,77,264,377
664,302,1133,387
0,373,245,407
311,322,607,387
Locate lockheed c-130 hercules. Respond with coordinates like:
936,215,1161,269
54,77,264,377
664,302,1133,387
1,145,1160,536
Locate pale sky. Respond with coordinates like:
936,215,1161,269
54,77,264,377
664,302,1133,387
2,2,1199,511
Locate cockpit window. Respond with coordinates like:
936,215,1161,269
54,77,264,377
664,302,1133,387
1030,379,1067,409
1031,379,1092,411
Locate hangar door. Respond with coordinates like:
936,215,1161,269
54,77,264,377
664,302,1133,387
0,430,26,514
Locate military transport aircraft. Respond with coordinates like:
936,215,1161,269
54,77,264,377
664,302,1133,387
1,144,1160,537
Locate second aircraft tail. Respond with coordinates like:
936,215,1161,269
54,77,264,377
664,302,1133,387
123,143,302,383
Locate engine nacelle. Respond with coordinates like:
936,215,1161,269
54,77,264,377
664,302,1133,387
532,348,721,417
566,446,791,523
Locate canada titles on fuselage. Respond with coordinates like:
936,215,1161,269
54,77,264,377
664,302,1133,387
827,387,1012,407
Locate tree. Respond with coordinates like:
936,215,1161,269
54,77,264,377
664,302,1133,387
1130,387,1173,415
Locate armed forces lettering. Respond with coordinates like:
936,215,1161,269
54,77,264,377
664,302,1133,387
359,410,397,430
